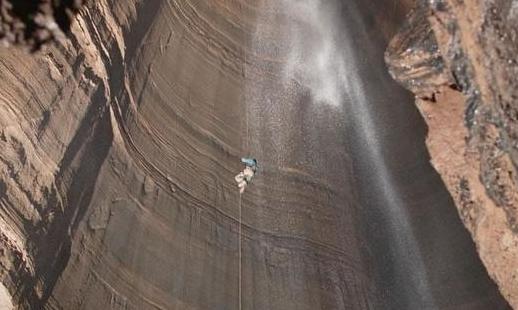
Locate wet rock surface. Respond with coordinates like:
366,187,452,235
387,0,518,306
0,0,511,309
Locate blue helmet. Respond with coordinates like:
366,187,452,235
241,157,258,169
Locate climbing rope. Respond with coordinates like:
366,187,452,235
238,46,249,310
238,193,243,310
236,38,258,308
238,101,247,310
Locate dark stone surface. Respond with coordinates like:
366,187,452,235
0,0,83,50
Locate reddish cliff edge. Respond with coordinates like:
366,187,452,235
386,0,518,307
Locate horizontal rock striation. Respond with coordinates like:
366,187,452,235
0,0,512,309
0,0,374,309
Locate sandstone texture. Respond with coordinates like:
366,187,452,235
387,0,518,307
0,1,373,308
0,0,511,309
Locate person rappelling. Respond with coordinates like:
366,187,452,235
235,157,258,194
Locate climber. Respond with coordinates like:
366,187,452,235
235,157,258,194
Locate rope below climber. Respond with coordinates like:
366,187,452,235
235,157,257,309
234,157,258,194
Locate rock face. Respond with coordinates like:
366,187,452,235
0,1,372,308
0,0,84,50
0,0,511,309
0,1,135,307
387,0,518,307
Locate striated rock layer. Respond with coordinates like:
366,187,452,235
387,0,518,307
0,0,373,308
0,0,511,309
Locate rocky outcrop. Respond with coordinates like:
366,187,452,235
385,1,454,101
0,0,84,50
386,0,518,307
0,0,140,308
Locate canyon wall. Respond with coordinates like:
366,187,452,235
0,0,375,308
386,0,518,307
0,0,512,309
0,1,143,307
